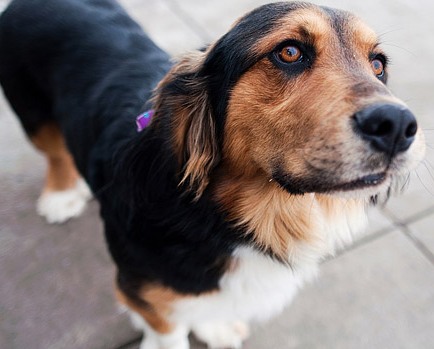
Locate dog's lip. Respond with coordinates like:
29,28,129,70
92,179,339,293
331,172,387,191
271,169,389,195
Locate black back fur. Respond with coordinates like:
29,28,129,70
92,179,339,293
0,0,304,294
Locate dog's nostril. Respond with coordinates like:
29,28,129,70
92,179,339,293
405,121,418,138
372,119,394,137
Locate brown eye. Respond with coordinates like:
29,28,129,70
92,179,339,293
371,58,384,77
278,45,302,63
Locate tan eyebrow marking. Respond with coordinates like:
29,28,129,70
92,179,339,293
252,7,332,56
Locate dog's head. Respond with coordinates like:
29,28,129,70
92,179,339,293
154,2,425,201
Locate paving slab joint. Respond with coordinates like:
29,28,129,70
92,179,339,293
113,336,142,349
400,226,434,266
383,204,434,226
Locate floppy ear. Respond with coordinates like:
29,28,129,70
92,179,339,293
153,52,220,199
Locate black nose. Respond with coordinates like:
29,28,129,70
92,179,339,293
353,103,417,156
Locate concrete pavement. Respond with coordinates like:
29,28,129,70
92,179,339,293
1,0,434,348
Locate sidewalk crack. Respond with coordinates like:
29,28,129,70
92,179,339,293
401,226,434,266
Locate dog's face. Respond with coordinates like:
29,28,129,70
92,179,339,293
156,2,425,201
220,3,425,198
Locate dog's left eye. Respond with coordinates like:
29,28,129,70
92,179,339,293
371,58,384,77
370,54,387,79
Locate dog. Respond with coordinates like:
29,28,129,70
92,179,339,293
0,0,425,348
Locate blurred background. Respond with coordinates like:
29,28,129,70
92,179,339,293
0,0,433,348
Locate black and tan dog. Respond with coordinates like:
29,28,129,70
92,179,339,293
0,0,425,348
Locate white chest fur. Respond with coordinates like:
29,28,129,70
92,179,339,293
171,197,368,327
172,247,306,326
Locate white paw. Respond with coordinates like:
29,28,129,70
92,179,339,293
139,336,158,349
37,179,92,224
193,321,250,349
168,341,189,349
76,178,92,200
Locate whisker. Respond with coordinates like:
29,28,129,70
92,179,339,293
423,160,434,172
415,167,434,197
421,161,434,182
399,173,411,192
380,42,416,57
378,28,405,38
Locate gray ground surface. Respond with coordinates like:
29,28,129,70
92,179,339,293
1,0,434,348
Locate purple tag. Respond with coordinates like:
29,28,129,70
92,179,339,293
136,109,155,132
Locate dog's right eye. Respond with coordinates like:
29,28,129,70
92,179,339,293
270,40,314,76
278,45,303,64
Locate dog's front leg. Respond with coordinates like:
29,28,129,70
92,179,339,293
128,309,189,349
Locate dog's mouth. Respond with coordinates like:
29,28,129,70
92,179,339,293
272,169,388,195
330,172,387,192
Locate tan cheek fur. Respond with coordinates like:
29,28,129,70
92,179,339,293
214,171,367,261
214,177,316,260
222,59,325,179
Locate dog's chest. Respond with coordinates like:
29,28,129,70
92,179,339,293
171,247,316,325
171,201,367,326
